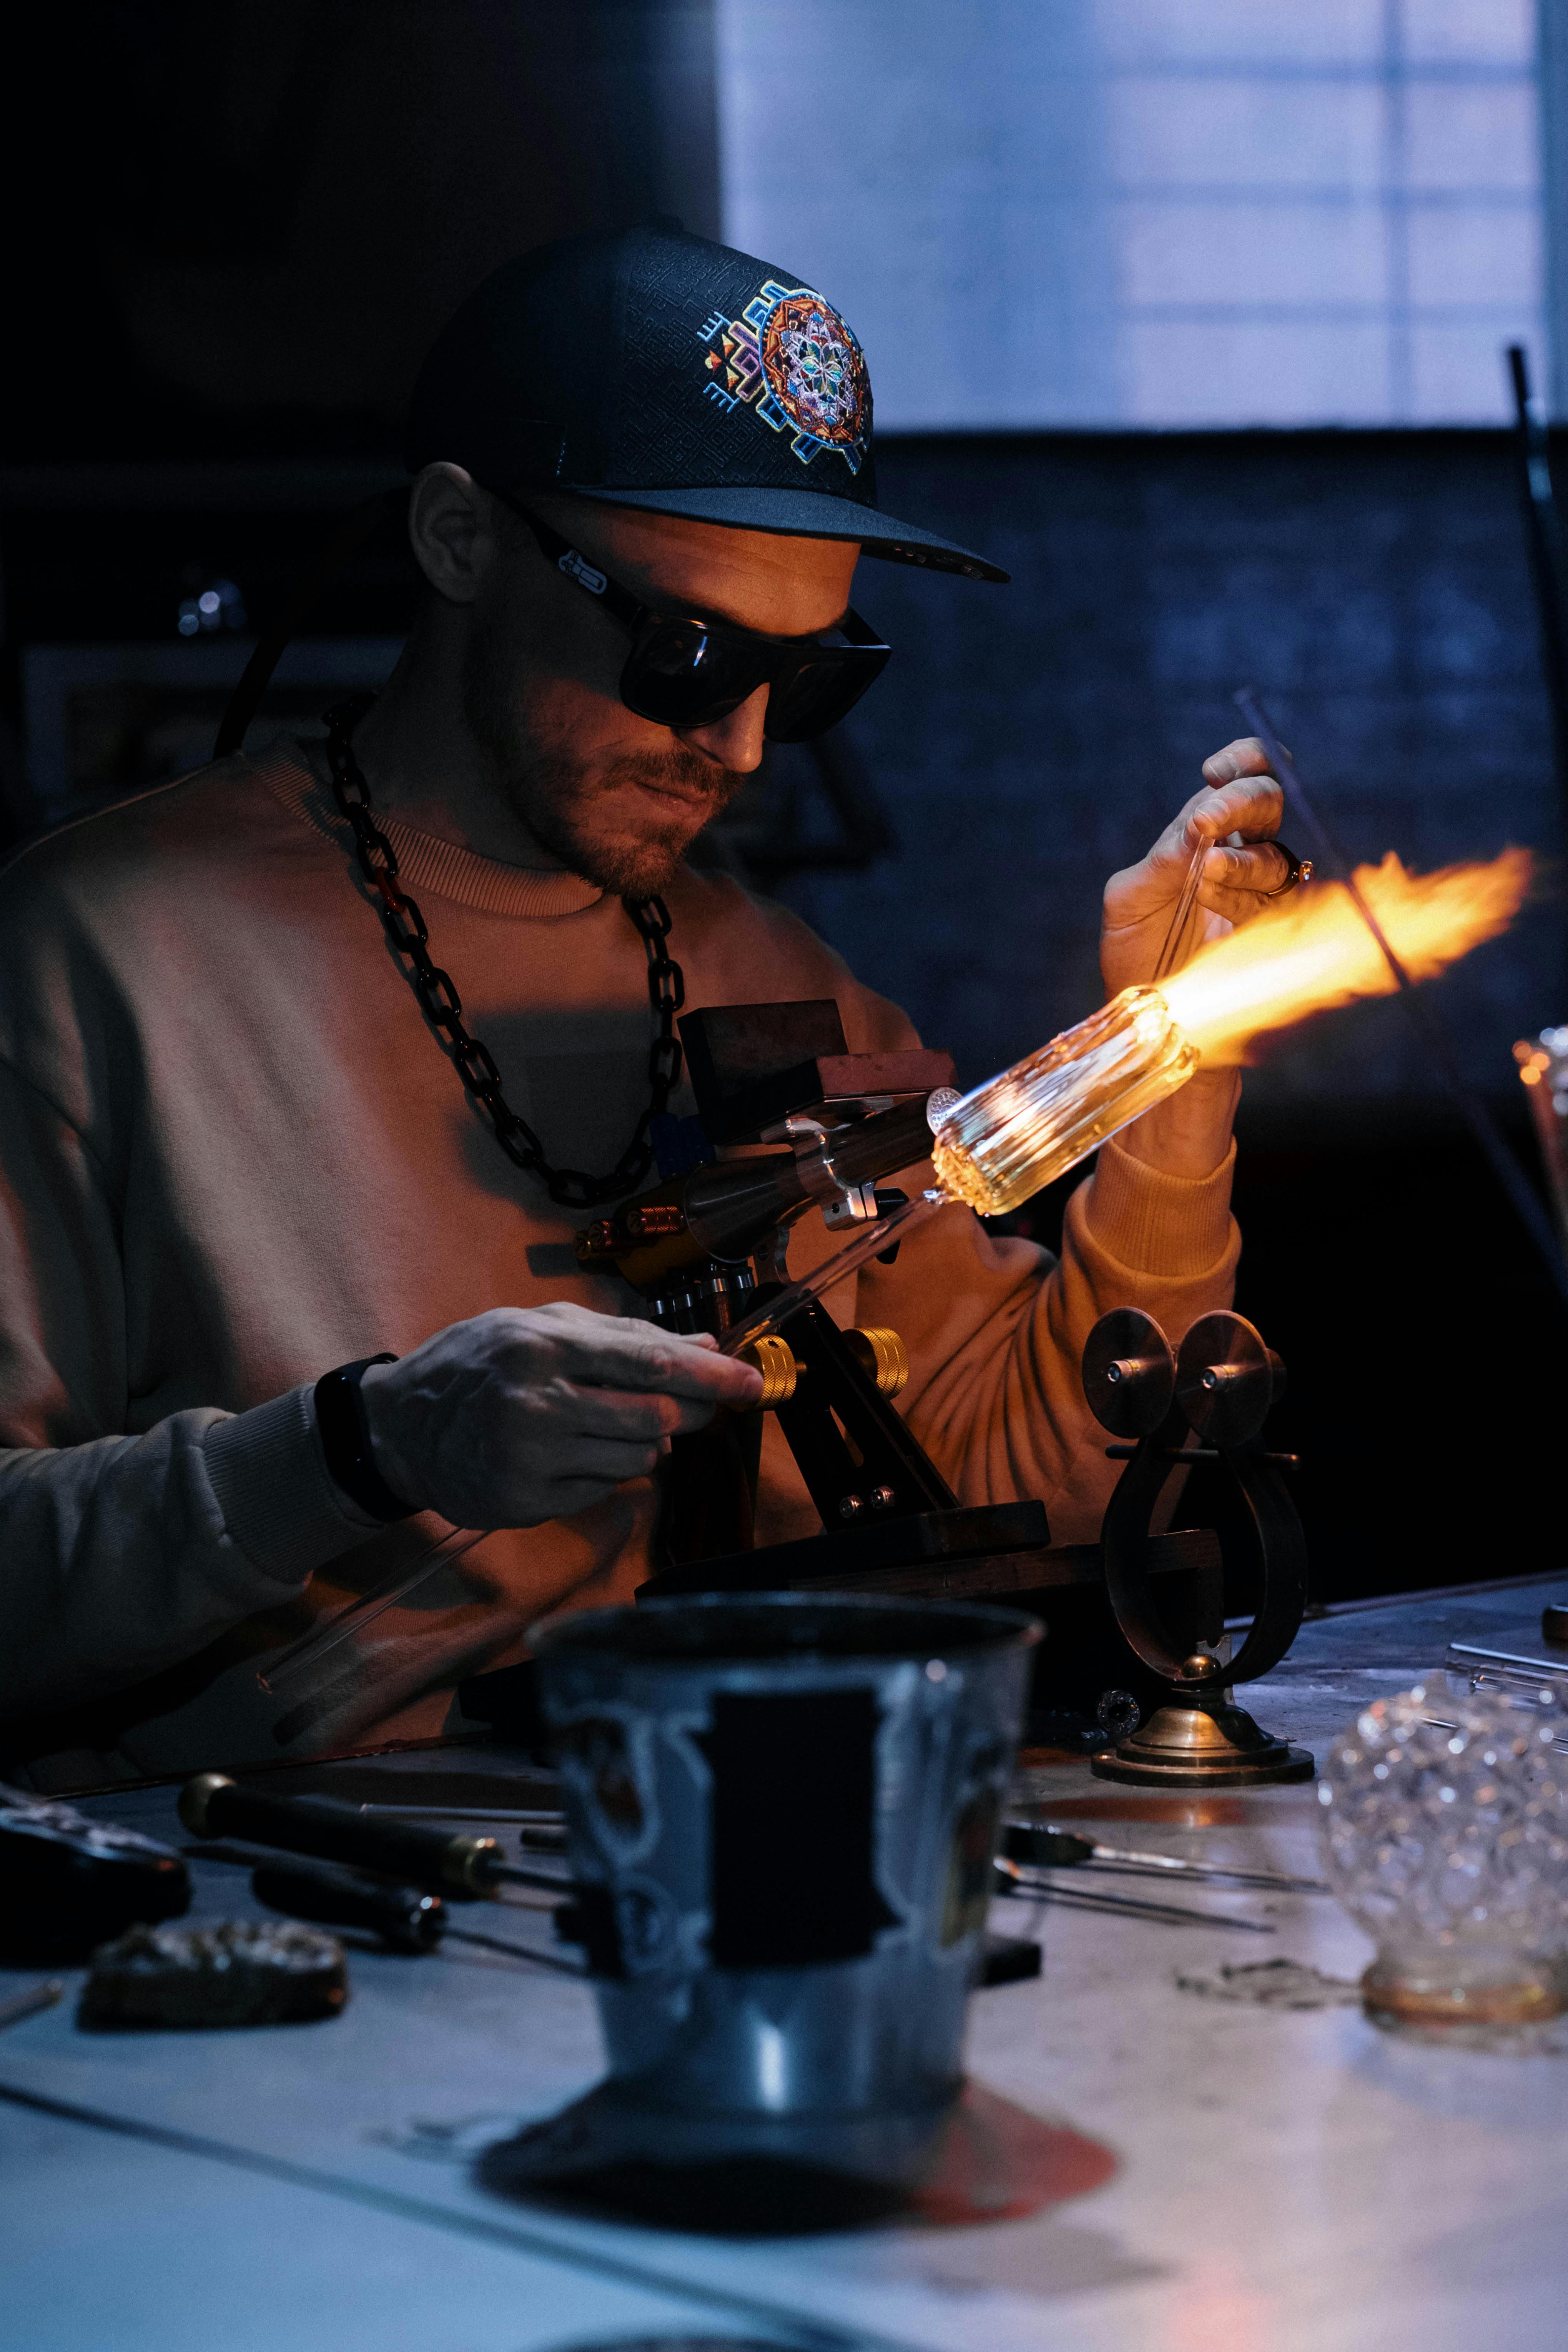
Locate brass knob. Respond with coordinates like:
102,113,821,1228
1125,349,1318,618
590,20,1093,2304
731,1334,800,1409
844,1326,910,1399
624,1203,685,1239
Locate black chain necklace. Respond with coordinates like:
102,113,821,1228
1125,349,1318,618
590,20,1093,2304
322,695,685,1208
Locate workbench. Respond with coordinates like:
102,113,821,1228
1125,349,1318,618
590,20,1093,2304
5,1570,1566,2352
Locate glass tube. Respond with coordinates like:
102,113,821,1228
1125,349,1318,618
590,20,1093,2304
929,985,1198,1218
255,1524,486,1697
717,1189,945,1356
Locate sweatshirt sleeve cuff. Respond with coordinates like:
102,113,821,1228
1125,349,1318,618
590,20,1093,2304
202,1384,383,1588
1083,1133,1237,1276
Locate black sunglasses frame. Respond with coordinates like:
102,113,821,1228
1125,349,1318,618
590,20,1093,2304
497,495,891,743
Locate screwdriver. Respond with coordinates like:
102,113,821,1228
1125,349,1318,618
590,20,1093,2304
178,1775,571,1902
249,1858,584,1974
1003,1820,1326,1894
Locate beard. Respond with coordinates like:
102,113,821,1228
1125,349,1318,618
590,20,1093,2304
462,609,744,899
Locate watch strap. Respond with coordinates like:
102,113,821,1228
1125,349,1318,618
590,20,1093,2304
314,1354,415,1524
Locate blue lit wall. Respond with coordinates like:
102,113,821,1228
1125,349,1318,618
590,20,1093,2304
775,427,1565,1114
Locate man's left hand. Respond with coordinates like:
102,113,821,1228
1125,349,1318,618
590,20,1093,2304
1100,737,1289,999
1098,737,1294,1180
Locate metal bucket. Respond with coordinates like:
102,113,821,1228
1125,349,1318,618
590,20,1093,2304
529,1591,1041,2181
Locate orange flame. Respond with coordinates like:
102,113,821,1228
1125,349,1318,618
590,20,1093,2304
1159,847,1532,1065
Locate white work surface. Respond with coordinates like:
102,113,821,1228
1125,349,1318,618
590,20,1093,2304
5,1573,1567,2352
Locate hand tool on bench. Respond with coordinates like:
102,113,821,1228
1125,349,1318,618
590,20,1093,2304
178,1774,570,1902
249,1857,583,1973
1003,1820,1326,1893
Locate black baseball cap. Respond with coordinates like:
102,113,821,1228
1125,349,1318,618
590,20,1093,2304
405,220,1008,586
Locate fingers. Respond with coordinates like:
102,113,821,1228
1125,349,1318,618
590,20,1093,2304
1202,736,1275,785
365,1303,765,1532
1199,839,1293,898
1159,783,1282,894
549,1434,669,1484
563,1383,729,1441
1142,772,1282,889
1184,773,1283,843
1195,839,1299,931
487,1302,757,1401
567,1385,683,1440
506,1426,691,1525
565,1327,762,1409
1185,740,1286,856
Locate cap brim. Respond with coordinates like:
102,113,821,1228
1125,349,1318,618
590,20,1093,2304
544,480,1009,584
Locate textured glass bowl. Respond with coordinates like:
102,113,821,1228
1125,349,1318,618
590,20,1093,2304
1318,1684,1568,2034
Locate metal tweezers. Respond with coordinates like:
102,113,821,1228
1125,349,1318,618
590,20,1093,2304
992,1855,1273,1934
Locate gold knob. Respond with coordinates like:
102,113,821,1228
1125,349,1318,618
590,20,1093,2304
845,1326,910,1399
624,1203,685,1239
731,1334,800,1409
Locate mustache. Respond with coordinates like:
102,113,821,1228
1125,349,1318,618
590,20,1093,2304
595,747,742,812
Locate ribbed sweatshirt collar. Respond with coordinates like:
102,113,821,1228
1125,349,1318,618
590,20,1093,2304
255,742,606,920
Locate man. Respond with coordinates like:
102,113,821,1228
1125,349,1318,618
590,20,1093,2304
0,224,1288,1787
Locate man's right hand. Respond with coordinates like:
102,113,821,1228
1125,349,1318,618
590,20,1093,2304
354,1302,763,1530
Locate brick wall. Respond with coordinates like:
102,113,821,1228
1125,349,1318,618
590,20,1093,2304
777,427,1566,1115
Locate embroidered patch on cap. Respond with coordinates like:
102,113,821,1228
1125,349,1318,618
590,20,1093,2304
697,279,870,475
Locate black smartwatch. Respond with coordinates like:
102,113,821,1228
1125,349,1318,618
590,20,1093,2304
313,1354,415,1523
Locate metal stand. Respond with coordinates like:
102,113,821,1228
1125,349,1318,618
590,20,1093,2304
1081,1309,1314,1787
580,1001,1314,1757
640,1291,1234,1750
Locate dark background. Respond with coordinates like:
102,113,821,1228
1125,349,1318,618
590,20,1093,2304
3,1,1565,1607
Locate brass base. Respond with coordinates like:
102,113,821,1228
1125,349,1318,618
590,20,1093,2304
1091,1696,1315,1787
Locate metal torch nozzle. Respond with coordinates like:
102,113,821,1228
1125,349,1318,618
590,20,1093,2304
574,1091,952,1286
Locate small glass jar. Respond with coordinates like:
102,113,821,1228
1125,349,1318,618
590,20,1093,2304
1318,1683,1568,2035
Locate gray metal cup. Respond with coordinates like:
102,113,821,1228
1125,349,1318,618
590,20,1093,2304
528,1592,1040,2182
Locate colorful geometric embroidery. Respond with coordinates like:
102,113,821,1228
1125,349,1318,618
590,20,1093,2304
697,280,870,474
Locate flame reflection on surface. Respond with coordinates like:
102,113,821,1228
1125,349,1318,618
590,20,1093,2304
1158,847,1532,1066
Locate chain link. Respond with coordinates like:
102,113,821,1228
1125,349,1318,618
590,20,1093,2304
323,695,685,1207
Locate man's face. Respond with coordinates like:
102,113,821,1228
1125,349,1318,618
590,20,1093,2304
457,486,860,897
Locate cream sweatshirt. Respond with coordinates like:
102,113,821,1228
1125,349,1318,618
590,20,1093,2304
0,743,1239,1786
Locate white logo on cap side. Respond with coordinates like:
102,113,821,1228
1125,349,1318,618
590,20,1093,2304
559,549,607,595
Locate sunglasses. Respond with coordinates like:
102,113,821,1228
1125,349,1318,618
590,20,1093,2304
499,496,892,743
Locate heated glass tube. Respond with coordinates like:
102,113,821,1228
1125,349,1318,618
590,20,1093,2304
929,986,1198,1218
